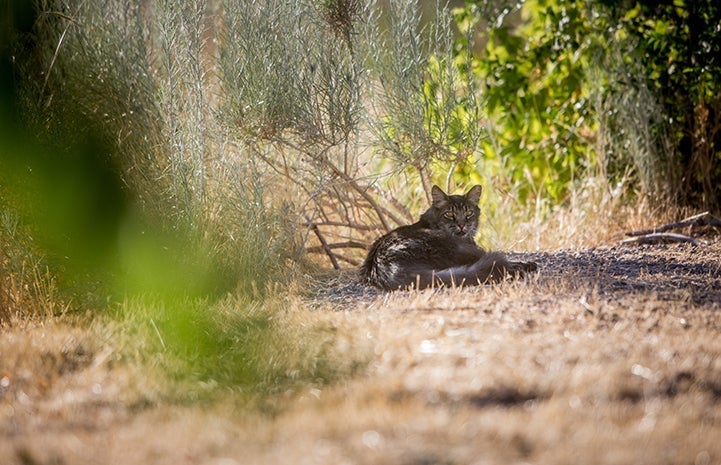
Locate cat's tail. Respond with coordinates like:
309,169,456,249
414,252,537,289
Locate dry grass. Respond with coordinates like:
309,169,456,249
2,236,721,465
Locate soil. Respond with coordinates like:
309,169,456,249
2,239,721,465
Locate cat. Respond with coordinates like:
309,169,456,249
360,185,537,290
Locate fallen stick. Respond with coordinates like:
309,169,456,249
621,232,699,246
626,211,721,237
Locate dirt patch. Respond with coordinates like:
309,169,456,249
2,241,721,465
530,243,721,304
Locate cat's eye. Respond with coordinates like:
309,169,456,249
443,212,455,220
465,211,474,219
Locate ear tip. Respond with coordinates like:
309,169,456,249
466,184,483,202
431,185,446,195
430,185,448,203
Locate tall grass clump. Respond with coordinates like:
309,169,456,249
588,33,680,210
216,0,392,268
7,0,371,398
0,209,68,324
363,0,489,208
17,0,293,292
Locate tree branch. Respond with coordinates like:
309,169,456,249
305,215,340,270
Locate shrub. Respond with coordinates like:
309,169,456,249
455,0,721,211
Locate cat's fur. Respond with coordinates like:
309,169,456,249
360,185,537,290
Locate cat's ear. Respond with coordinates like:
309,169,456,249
431,185,448,205
465,185,482,204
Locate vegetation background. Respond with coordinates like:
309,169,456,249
1,0,720,455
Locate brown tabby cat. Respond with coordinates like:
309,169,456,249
360,185,537,290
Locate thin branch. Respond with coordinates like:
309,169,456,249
305,215,340,270
38,0,88,85
621,232,699,246
323,158,404,231
306,241,367,253
269,136,406,231
626,211,721,237
39,17,72,105
301,221,378,231
418,164,432,205
386,194,414,223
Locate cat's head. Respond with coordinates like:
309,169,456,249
421,185,482,238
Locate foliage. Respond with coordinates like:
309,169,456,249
454,0,721,210
367,0,487,189
454,0,603,205
605,0,721,209
361,2,501,238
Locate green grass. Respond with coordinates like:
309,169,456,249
109,291,359,405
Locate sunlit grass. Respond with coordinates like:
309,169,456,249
107,291,363,405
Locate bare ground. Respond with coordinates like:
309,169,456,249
2,240,721,465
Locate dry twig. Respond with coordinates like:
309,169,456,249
621,232,700,246
626,211,721,237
